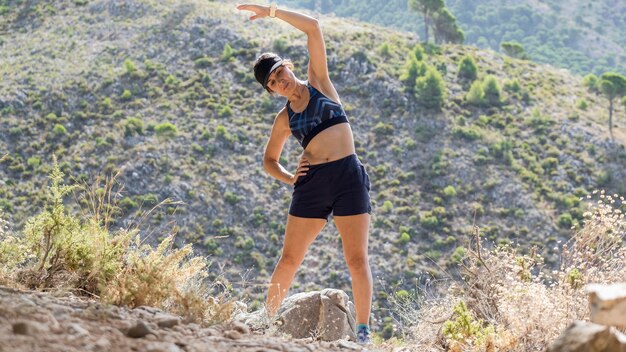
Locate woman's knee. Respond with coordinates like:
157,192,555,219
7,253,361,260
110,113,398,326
345,255,369,272
278,253,304,269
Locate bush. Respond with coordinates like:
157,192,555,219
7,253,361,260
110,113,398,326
154,122,178,137
53,124,68,136
482,75,502,106
465,80,485,106
398,232,411,246
222,43,235,61
400,53,426,92
121,89,132,101
373,122,394,136
398,192,626,351
379,43,392,57
443,185,457,198
457,55,477,80
122,117,144,137
415,66,446,109
0,165,233,324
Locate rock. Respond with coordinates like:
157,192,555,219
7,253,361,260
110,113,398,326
229,320,250,334
67,322,90,337
156,313,181,328
587,283,626,328
547,320,626,352
126,320,155,338
275,289,356,341
224,329,242,340
12,320,49,336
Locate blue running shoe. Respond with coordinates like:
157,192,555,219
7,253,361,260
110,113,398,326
356,324,371,345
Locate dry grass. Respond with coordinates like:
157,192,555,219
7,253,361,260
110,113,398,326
397,191,626,351
0,163,238,326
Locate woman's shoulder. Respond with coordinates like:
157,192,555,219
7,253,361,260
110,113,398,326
308,77,341,105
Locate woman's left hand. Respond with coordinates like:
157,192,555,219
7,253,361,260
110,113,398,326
236,4,270,21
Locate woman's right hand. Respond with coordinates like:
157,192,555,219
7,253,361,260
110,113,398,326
236,4,270,21
290,156,310,185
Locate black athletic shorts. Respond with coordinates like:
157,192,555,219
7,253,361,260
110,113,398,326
289,154,371,220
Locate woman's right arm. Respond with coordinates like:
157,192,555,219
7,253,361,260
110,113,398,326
263,109,309,184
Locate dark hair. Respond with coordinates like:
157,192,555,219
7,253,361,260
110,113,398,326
253,53,293,94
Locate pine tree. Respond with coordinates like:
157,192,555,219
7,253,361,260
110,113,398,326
408,0,444,43
458,55,478,81
598,72,626,139
432,8,464,44
415,66,446,109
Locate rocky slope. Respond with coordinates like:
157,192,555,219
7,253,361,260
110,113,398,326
0,285,380,352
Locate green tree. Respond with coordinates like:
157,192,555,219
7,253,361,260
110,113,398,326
598,72,626,139
432,8,464,44
415,66,446,109
408,0,444,44
582,74,600,93
501,41,528,60
465,80,485,106
458,55,477,81
482,75,502,107
400,49,427,93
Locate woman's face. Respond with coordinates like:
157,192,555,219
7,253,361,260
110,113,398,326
266,65,296,97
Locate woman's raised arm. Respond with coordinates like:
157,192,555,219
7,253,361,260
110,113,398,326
236,4,330,85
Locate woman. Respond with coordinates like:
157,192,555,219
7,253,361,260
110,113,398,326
237,3,373,344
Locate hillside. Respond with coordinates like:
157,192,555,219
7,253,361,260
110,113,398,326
280,0,626,76
1,0,626,333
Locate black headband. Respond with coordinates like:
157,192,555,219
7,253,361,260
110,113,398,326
255,56,283,89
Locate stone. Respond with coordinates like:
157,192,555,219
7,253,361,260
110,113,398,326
12,320,49,336
547,320,626,352
275,289,356,342
587,283,626,328
229,320,250,334
156,313,181,328
126,320,155,338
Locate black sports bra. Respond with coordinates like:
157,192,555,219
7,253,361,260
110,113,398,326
286,82,349,149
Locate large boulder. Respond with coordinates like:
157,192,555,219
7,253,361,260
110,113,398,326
547,321,626,352
587,283,626,328
275,288,356,341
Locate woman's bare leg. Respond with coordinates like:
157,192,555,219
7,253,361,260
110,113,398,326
333,213,372,325
266,215,327,316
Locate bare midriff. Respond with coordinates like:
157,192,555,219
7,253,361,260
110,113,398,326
301,123,355,165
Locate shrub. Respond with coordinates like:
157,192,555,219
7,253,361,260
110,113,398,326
399,191,626,351
222,43,235,61
0,165,234,324
398,232,411,246
576,98,588,110
374,122,394,136
582,73,599,93
53,124,68,136
379,43,392,57
194,57,212,68
400,53,426,92
121,89,132,100
154,122,178,137
482,75,502,106
415,66,446,109
557,212,573,228
500,41,528,59
122,117,144,137
272,38,288,53
457,55,477,80
443,185,457,198
452,126,482,141
465,80,485,106
124,58,137,76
